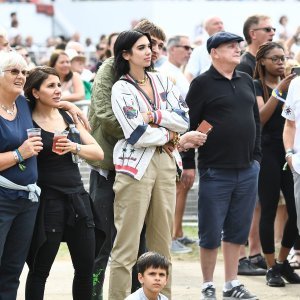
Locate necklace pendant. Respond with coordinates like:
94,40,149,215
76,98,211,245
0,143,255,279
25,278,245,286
1,103,15,116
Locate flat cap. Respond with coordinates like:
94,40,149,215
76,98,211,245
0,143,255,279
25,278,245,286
207,31,243,53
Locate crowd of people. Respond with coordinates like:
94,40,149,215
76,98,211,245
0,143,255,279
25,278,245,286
1,9,300,300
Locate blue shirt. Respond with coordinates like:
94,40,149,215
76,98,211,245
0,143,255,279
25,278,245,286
0,95,38,200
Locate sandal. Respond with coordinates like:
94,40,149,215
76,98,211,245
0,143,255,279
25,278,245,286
289,252,300,269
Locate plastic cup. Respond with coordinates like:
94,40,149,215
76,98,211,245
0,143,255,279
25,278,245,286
52,130,69,154
27,128,41,138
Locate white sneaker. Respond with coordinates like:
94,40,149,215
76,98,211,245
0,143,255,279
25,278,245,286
170,240,192,254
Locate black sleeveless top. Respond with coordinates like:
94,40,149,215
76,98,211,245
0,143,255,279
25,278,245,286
34,110,83,194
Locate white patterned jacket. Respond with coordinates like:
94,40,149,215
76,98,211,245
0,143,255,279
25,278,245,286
111,71,189,180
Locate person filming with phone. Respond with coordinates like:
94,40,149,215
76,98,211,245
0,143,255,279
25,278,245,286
182,31,262,300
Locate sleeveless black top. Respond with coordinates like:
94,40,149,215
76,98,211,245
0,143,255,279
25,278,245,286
34,110,83,194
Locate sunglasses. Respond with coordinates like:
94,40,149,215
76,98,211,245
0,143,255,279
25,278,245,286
264,56,286,63
175,45,193,51
4,68,28,76
253,27,276,33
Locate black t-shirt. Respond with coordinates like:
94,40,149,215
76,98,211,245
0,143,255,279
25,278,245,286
236,52,256,77
182,65,261,169
34,110,83,194
254,79,285,141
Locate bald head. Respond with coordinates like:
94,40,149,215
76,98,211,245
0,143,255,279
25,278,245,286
204,16,224,36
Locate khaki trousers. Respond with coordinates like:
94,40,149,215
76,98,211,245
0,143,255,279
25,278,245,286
108,150,176,300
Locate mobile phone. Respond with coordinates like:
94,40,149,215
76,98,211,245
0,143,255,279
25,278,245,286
292,66,300,76
196,120,213,135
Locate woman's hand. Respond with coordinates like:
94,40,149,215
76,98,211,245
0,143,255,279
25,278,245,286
18,137,43,159
277,73,297,93
54,137,77,155
179,131,207,151
59,101,91,131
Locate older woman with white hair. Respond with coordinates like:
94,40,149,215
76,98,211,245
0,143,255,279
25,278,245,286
0,51,43,299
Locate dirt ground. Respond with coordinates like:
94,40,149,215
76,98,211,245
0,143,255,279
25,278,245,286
17,248,300,300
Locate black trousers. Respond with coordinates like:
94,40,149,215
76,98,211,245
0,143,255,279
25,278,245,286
25,220,95,300
259,140,299,254
89,170,146,300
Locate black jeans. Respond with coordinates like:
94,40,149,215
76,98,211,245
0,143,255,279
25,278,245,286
89,170,146,300
0,198,38,300
25,220,95,300
259,141,299,254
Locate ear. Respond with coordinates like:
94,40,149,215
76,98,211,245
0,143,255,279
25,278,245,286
249,29,256,41
32,88,39,100
138,273,144,285
210,48,218,59
122,50,130,61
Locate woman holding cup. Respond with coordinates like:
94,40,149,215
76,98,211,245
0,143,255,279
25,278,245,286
0,51,43,299
24,66,104,300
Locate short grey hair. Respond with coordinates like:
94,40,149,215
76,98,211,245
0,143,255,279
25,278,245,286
0,51,27,77
166,35,188,51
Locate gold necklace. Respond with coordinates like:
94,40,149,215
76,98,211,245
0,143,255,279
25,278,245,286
131,73,148,86
0,102,15,116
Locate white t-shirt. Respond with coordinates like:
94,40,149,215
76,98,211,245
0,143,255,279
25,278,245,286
184,45,211,78
159,61,190,100
282,76,300,173
125,288,168,300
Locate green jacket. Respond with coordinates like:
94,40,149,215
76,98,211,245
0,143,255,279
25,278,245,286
87,57,124,170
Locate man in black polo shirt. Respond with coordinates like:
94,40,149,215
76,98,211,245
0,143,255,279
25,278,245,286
183,32,261,300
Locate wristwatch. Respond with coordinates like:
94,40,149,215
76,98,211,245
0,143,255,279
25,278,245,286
75,143,81,154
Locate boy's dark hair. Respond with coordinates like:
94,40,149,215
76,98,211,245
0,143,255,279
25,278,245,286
137,252,169,276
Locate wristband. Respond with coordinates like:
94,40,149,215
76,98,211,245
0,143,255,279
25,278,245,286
272,88,285,103
15,149,24,162
12,151,19,163
15,149,26,171
285,152,293,159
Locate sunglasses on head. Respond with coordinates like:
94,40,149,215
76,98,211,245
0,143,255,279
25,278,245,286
253,27,276,33
4,68,28,76
175,45,193,51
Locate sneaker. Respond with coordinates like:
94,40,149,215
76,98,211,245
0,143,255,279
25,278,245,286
170,240,192,254
266,265,285,287
177,235,197,245
223,284,258,299
238,258,266,276
201,285,217,300
249,254,267,270
280,260,300,283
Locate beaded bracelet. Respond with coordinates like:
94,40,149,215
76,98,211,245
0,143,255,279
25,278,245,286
146,111,154,123
171,132,180,147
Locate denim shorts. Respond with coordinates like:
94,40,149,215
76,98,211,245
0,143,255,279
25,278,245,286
198,161,260,249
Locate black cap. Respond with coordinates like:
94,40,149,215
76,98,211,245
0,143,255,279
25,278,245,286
207,31,244,54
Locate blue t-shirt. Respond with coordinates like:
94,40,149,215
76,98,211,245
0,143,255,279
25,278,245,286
0,95,38,200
